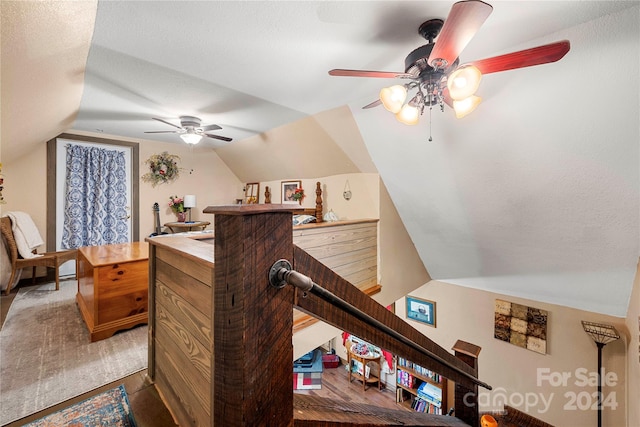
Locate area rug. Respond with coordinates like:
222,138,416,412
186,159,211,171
293,371,322,390
293,349,323,390
0,281,147,425
23,384,137,427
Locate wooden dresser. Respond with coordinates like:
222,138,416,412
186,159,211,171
76,242,149,342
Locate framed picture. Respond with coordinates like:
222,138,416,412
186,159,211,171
244,182,259,204
281,180,301,204
406,296,436,327
494,299,547,355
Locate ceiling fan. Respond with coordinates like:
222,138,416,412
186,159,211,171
144,116,232,144
329,0,570,135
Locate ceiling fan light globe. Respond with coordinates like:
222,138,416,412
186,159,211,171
380,85,407,114
396,104,420,125
447,65,482,100
453,95,482,119
180,133,203,144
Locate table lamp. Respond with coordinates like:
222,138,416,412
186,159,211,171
184,195,196,222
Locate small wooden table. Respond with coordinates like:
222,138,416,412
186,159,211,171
76,242,149,342
164,221,210,233
347,348,382,391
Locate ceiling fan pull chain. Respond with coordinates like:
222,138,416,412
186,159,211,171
428,106,433,142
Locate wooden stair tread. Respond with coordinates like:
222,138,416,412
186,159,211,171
293,394,469,426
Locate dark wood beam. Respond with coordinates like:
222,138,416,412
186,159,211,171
292,246,483,391
212,206,296,426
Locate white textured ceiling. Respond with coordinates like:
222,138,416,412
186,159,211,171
2,1,638,316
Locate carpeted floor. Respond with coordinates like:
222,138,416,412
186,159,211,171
23,384,138,427
0,281,148,425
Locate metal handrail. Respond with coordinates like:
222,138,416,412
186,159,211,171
269,259,492,390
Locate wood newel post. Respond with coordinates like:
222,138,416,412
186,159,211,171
452,340,482,427
210,205,297,427
315,181,323,222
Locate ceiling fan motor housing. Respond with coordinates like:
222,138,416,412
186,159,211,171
179,116,202,129
404,43,458,107
405,19,460,82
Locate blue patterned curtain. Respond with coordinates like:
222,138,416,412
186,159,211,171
61,144,129,248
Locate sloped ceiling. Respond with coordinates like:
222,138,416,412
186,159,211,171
1,1,638,316
1,1,97,161
354,8,639,316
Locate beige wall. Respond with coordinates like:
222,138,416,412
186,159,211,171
625,259,640,426
260,173,379,220
0,143,48,234
397,281,628,427
293,175,432,360
136,138,242,235
0,131,243,245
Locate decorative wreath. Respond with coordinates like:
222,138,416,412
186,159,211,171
142,151,181,187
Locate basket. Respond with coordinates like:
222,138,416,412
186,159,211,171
322,354,340,368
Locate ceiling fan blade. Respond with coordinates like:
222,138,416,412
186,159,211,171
362,99,382,109
205,133,233,142
144,130,179,134
467,40,571,75
201,123,223,132
427,0,493,69
329,69,416,79
152,117,183,129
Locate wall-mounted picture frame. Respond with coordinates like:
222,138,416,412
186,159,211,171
406,296,436,327
494,299,547,355
281,180,301,204
244,182,259,204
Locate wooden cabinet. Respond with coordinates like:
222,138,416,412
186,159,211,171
396,357,448,414
76,242,149,342
292,220,380,332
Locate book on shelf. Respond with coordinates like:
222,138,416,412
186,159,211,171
417,381,442,406
397,357,443,383
396,369,415,388
410,397,443,414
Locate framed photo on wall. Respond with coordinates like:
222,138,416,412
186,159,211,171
406,296,436,327
281,180,301,204
244,182,259,204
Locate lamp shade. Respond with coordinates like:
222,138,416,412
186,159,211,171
380,85,407,113
184,195,197,208
180,133,203,145
480,415,498,427
447,65,482,100
395,104,420,125
453,95,482,119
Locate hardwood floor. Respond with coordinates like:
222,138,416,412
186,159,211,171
1,280,402,426
295,361,406,412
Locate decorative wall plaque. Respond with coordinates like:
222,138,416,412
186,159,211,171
494,299,548,355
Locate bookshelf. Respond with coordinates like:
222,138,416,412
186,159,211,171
396,357,447,414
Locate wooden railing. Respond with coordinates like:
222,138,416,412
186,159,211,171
148,205,490,426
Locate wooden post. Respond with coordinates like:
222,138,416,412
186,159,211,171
314,181,323,222
452,340,482,427
209,205,297,427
